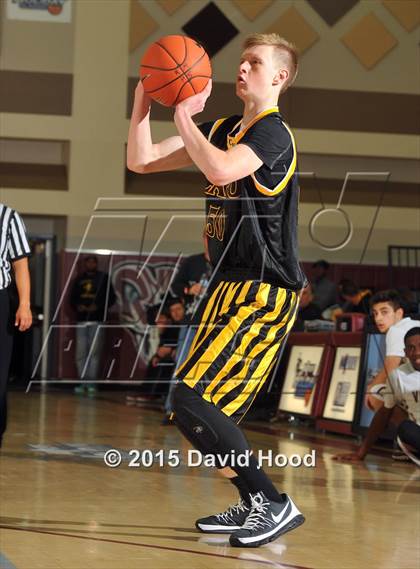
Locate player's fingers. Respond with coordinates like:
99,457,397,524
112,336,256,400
20,314,32,331
203,79,212,98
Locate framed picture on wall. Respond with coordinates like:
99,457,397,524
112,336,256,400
278,345,324,415
323,347,362,422
6,0,72,22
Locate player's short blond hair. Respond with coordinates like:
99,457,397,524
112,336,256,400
243,33,298,93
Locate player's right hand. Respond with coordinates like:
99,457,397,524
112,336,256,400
175,79,212,118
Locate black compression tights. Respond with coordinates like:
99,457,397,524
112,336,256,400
172,382,284,502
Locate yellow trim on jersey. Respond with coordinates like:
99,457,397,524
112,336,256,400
251,120,297,196
228,118,243,136
207,118,228,142
227,106,279,147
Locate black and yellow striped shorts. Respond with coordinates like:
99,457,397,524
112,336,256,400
175,280,299,423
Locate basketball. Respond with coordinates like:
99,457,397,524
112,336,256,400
140,35,212,107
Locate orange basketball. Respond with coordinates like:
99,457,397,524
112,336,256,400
140,35,212,107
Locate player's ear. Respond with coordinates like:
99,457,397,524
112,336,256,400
273,68,288,86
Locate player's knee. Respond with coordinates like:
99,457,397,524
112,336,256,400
172,384,220,450
172,381,193,413
397,420,420,451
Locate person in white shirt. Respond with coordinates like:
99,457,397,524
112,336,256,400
334,327,420,464
388,328,420,465
365,290,420,412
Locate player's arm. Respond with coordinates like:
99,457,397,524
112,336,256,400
12,257,32,331
369,324,407,389
174,83,263,186
365,355,402,410
332,405,393,462
127,80,193,174
369,356,402,387
170,257,190,298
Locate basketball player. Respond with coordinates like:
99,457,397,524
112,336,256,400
127,33,306,548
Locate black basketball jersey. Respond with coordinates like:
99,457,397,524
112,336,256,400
198,107,306,291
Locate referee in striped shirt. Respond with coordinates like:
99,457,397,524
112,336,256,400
0,203,32,447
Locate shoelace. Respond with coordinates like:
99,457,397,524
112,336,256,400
216,498,249,523
241,493,276,531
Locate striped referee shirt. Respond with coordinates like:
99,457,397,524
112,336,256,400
0,203,31,290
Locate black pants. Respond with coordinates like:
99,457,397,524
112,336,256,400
0,289,14,442
172,381,283,501
172,381,251,464
398,420,420,452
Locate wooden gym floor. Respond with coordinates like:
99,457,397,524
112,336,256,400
0,391,419,569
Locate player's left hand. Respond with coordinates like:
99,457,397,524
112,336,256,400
15,304,33,331
175,79,212,117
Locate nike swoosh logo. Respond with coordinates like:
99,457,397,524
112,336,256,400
271,501,291,524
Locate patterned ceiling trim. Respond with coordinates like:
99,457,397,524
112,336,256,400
265,6,319,54
231,0,274,22
341,12,398,70
157,0,186,16
129,0,158,53
382,0,420,32
182,2,239,57
307,0,359,27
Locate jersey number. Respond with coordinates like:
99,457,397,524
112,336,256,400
206,205,225,241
